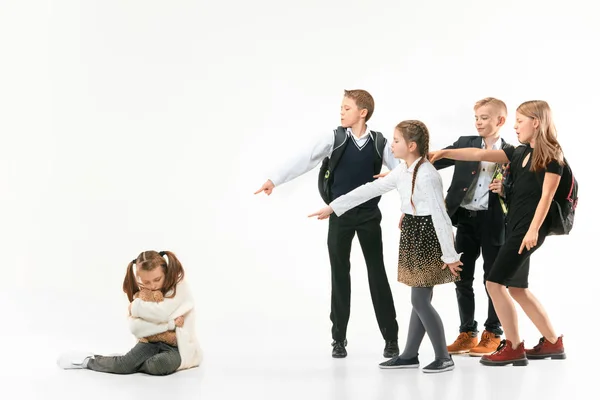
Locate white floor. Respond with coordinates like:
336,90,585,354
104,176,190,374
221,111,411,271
6,338,590,400
4,290,593,400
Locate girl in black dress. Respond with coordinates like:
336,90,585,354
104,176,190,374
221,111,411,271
430,100,567,367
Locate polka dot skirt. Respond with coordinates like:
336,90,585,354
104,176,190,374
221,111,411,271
398,214,460,287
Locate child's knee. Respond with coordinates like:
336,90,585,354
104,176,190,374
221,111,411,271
410,287,433,309
143,356,180,376
507,287,527,299
485,280,502,293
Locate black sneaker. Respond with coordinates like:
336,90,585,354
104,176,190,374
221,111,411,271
383,340,400,358
332,339,347,358
379,355,419,369
422,356,455,373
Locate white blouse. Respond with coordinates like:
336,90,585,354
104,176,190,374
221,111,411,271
330,157,461,264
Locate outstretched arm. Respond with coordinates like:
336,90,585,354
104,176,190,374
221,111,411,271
255,132,334,195
430,148,509,164
308,163,405,219
432,139,462,170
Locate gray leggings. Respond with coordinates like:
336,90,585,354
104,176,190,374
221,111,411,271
86,342,181,376
400,287,450,360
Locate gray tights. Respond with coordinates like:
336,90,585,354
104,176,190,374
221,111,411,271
86,342,181,376
400,287,450,360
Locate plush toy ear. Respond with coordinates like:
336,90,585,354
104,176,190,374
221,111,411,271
137,288,153,301
152,291,164,302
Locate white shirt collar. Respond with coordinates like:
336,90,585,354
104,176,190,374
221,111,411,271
406,156,424,172
482,137,502,150
347,126,372,140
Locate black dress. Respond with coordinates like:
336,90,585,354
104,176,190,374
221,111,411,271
486,144,563,288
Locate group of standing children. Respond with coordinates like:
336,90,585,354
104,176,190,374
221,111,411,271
258,90,571,373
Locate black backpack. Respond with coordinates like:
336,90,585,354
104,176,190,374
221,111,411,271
317,126,387,204
545,158,578,235
534,157,578,236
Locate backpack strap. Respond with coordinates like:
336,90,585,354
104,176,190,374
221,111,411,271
327,126,349,174
563,158,576,204
371,130,386,173
533,157,574,204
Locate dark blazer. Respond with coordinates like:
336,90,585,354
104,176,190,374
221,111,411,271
433,135,512,246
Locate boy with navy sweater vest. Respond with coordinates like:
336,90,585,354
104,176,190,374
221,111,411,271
255,90,400,358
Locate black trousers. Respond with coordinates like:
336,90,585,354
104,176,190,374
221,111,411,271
327,206,399,342
454,207,503,335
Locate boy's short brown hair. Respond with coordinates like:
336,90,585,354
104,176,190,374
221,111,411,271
474,97,508,117
344,89,375,122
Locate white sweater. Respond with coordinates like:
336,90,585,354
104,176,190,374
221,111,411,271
128,280,202,370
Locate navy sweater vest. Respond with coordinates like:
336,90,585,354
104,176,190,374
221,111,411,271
330,137,380,209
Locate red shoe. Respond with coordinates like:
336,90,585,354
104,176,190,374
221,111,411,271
526,335,566,360
480,339,528,366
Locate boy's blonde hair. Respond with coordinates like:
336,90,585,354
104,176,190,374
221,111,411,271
474,97,508,117
344,89,375,122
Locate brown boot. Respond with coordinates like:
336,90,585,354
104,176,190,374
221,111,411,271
469,330,502,357
447,332,478,354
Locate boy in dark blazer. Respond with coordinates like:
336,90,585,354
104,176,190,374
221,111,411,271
434,98,514,356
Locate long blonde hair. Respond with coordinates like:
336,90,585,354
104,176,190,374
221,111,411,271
516,100,563,171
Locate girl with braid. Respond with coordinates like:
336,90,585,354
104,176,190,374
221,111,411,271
57,250,202,375
309,120,463,373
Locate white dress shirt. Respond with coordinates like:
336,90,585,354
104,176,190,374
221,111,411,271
330,157,461,264
269,127,399,187
461,137,502,211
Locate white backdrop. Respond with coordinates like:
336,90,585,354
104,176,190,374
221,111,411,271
1,0,598,398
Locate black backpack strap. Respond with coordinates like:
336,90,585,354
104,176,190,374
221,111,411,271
371,131,386,173
327,126,349,174
372,131,386,159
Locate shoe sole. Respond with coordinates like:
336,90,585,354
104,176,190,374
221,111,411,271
448,349,473,354
57,359,87,369
57,363,85,369
469,351,494,357
422,365,455,373
480,357,528,366
332,354,347,358
379,364,419,369
526,353,566,360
